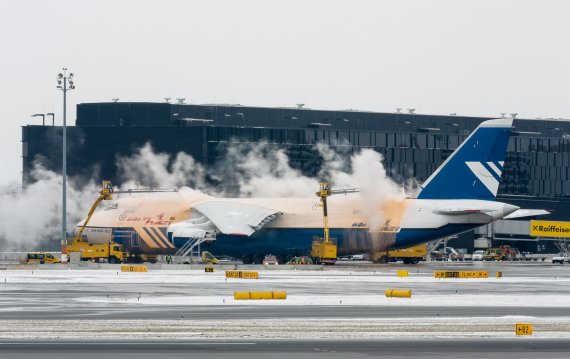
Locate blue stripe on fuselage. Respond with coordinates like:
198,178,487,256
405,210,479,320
172,224,481,257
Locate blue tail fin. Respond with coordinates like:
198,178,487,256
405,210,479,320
417,118,512,200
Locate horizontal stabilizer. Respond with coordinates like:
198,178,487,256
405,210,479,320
503,209,550,220
435,206,494,216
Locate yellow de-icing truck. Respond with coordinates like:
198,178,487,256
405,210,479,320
63,181,129,263
65,242,128,263
372,245,427,264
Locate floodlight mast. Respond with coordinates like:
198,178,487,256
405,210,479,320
56,68,75,250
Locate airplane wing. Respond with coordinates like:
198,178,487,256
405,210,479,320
435,206,495,216
194,201,280,236
503,209,550,220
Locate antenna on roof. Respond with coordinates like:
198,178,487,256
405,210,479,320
500,113,506,118
396,108,402,113
176,98,185,104
296,103,305,109
407,108,416,114
111,98,119,103
164,97,171,104
510,113,518,119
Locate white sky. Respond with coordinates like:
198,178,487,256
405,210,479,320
0,0,569,185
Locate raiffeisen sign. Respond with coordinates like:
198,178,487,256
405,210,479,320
530,220,570,238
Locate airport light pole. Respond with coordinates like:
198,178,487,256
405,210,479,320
46,112,55,126
31,113,45,126
57,68,75,249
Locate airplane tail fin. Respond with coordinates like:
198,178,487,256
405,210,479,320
416,118,512,200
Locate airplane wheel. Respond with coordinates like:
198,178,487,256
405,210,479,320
376,255,388,264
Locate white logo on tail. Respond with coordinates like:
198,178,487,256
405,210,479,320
465,162,500,195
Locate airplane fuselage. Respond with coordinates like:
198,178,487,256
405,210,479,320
79,189,518,259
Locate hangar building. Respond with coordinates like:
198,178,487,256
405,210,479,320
22,102,570,253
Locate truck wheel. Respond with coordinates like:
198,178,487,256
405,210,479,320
377,255,388,264
109,257,117,264
409,258,419,265
402,258,410,265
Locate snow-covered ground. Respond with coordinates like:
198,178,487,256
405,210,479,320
0,317,569,340
1,267,570,339
2,268,570,307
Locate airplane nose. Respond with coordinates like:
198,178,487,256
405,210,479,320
502,203,519,217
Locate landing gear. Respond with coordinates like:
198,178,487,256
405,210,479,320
242,255,253,265
374,255,389,264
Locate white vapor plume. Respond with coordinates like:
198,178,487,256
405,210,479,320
118,142,405,228
0,166,99,251
316,144,405,229
1,142,407,251
116,143,210,191
218,142,318,197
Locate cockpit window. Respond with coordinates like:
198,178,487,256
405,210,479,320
104,203,119,211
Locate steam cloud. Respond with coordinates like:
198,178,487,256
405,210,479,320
0,166,99,252
1,142,407,251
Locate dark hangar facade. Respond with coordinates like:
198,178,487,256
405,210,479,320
22,102,570,252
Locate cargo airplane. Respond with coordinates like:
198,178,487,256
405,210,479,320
78,118,542,263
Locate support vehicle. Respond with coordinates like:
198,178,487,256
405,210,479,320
483,245,520,261
430,247,464,261
311,182,358,265
64,181,129,263
552,253,570,264
26,252,61,264
373,245,427,264
201,251,219,265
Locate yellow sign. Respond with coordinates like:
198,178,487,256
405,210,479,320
396,270,409,277
434,271,459,278
225,270,240,278
240,271,259,279
225,270,258,279
120,265,148,272
205,267,214,273
516,323,533,335
434,271,488,278
459,271,488,278
530,220,570,238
